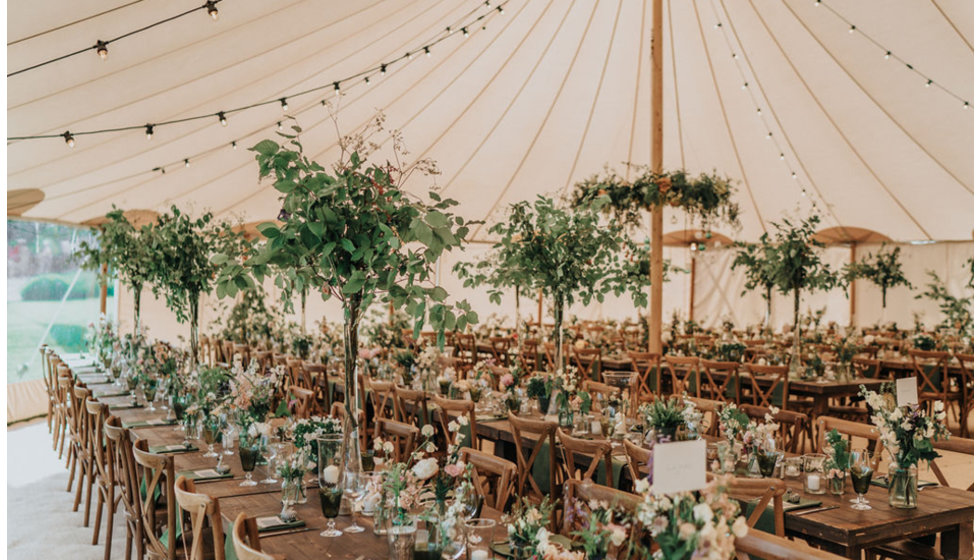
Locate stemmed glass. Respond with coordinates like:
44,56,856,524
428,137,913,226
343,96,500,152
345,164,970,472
343,472,370,533
239,435,261,487
143,377,159,411
260,437,281,484
201,414,223,458
317,434,344,538
221,423,237,456
181,410,202,448
849,450,874,510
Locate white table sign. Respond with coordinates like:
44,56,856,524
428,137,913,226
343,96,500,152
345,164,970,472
650,439,707,495
896,377,918,407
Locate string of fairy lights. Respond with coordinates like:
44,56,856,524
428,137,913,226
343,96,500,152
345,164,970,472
811,0,972,110
8,0,509,148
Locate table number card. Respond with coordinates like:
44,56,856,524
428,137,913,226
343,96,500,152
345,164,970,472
650,439,707,495
256,516,285,529
896,377,918,407
193,469,221,479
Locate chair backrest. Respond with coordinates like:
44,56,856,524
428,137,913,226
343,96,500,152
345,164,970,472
367,379,396,421
429,395,479,450
507,413,558,504
743,364,789,408
174,476,226,560
556,429,613,486
104,418,141,535
699,359,741,402
713,474,787,536
373,419,419,462
583,380,620,412
908,350,952,401
460,448,517,512
84,399,112,488
627,351,661,397
572,347,602,381
622,438,650,483
488,336,513,367
561,479,639,557
518,339,539,374
132,441,177,560
252,350,273,371
739,404,806,454
852,357,882,379
234,343,251,366
285,359,305,389
664,355,699,395
453,332,478,365
231,513,276,560
734,528,850,560
929,435,974,491
287,385,315,418
684,396,722,436
71,385,93,451
814,416,884,473
393,386,428,427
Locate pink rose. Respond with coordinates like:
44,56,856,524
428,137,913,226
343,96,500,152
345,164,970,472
501,373,514,388
444,462,465,478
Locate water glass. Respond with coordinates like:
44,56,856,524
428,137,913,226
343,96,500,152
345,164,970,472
317,434,344,538
464,518,495,560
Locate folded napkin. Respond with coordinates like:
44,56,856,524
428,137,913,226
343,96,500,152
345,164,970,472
109,402,143,411
177,469,233,482
149,443,199,454
255,516,306,533
123,418,176,429
96,390,132,398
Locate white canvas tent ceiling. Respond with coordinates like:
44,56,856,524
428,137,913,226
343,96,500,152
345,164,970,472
7,0,974,242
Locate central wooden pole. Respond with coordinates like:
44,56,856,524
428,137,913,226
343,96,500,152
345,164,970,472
849,242,857,326
99,262,108,315
688,251,696,322
648,0,664,354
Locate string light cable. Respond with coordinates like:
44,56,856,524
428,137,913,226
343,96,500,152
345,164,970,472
8,0,225,77
8,0,510,145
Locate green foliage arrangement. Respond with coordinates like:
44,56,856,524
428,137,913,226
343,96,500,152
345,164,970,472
916,264,973,335
768,214,841,331
213,122,477,441
731,232,779,326
455,195,645,368
843,244,912,308
75,207,159,333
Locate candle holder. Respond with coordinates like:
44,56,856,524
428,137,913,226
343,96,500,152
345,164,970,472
803,453,827,494
464,518,496,560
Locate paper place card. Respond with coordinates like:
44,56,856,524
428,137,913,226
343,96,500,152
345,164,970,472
256,516,285,529
896,377,918,407
164,444,188,451
194,469,221,479
650,439,707,495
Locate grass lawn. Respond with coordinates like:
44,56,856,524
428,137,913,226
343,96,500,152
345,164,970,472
6,297,115,383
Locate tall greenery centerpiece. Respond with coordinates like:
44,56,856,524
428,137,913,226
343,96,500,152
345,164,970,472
916,258,973,337
214,125,478,466
768,215,840,333
75,207,159,335
150,207,245,368
731,232,779,328
455,195,646,370
843,244,913,310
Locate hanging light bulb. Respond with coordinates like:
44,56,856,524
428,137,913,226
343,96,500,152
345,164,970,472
925,79,933,87
364,75,371,84
277,121,283,131
205,1,219,20
95,40,108,60
232,141,237,150
884,51,891,59
732,53,739,60
145,124,154,140
63,131,75,148
690,242,697,252
964,101,970,109
334,81,340,95
756,108,762,115
814,0,820,6
462,27,469,37
715,23,722,29
849,25,856,34
791,171,797,179
424,46,431,57
218,111,228,126
380,63,387,75
497,5,503,13
280,98,288,112
184,159,190,168
407,51,414,61
741,82,748,90
766,132,773,139
779,153,785,160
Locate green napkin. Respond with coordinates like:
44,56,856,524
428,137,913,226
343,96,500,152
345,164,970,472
109,402,143,411
148,443,199,454
177,468,234,482
97,390,132,398
870,475,939,490
254,516,306,533
123,418,176,429
740,495,822,536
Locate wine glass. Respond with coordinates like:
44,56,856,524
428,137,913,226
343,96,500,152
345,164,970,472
143,377,159,411
261,438,281,484
221,423,237,456
201,415,221,458
456,478,480,520
181,410,201,447
849,450,873,511
343,472,370,533
317,434,344,538
239,435,261,487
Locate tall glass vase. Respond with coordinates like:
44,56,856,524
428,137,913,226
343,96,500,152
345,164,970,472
888,463,918,509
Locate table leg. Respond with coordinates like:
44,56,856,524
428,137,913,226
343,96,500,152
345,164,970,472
940,522,972,559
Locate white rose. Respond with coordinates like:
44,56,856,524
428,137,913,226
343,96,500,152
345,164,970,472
679,522,697,540
383,441,395,455
935,401,945,412
634,478,650,494
412,457,439,480
693,503,713,524
732,517,749,538
457,415,469,426
608,526,627,547
421,424,435,438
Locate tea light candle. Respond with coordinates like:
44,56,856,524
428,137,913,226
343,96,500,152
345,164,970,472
323,465,339,484
806,473,821,492
591,421,602,435
785,462,800,477
471,550,489,560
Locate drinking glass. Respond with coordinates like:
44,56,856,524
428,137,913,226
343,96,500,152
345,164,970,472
261,439,281,484
343,472,369,533
143,378,159,411
849,450,874,511
317,434,344,537
201,415,221,458
181,411,201,447
221,424,237,455
463,518,496,560
239,436,261,487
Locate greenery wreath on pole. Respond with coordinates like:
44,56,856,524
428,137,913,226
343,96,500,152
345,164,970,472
843,244,913,309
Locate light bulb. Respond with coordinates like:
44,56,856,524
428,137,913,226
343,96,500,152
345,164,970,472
779,153,785,160
334,82,340,95
63,131,75,148
424,46,431,57
497,5,503,13
964,101,970,110
380,63,387,75
925,80,932,87
95,40,108,60
884,51,891,59
766,132,772,139
280,98,288,112
184,159,190,168
205,1,219,20
277,121,282,131
791,172,797,178
462,27,469,37
741,82,748,90
218,112,227,126
690,242,697,252
232,141,237,150
849,25,855,33
145,124,154,140
407,52,414,60
365,75,370,84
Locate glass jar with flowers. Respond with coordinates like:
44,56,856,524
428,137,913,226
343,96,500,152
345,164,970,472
823,429,851,495
505,498,556,560
527,374,554,414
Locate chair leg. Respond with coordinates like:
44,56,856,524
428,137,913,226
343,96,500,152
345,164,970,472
102,496,115,560
72,462,84,511
92,490,104,544
123,524,133,560
82,465,94,526
66,445,77,491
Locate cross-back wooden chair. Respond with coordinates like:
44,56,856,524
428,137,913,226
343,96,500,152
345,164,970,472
302,363,327,413
814,416,884,473
953,353,973,437
71,385,96,525
628,351,661,398
735,528,850,560
519,339,539,373
852,357,882,379
485,336,512,367
131,440,177,560
233,344,251,367
622,438,650,485
85,399,116,552
374,419,419,463
393,386,428,427
40,346,55,434
684,396,722,436
571,347,602,381
712,474,787,536
556,429,613,487
452,332,478,365
739,404,807,454
60,371,78,475
743,364,789,408
908,350,957,419
221,341,235,367
699,359,741,402
328,401,368,452
287,385,315,419
928,435,974,491
582,380,620,412
284,359,305,390
429,395,480,451
663,355,699,396
231,513,284,560
54,367,71,458
252,350,273,372
367,379,397,422
105,417,143,560
507,413,558,506
561,479,639,559
173,476,226,560
459,448,517,512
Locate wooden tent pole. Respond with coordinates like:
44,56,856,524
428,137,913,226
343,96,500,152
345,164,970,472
688,252,696,322
537,289,543,326
849,242,857,326
648,0,664,354
99,262,108,315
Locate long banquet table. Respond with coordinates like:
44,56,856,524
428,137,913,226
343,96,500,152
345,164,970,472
64,354,974,560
